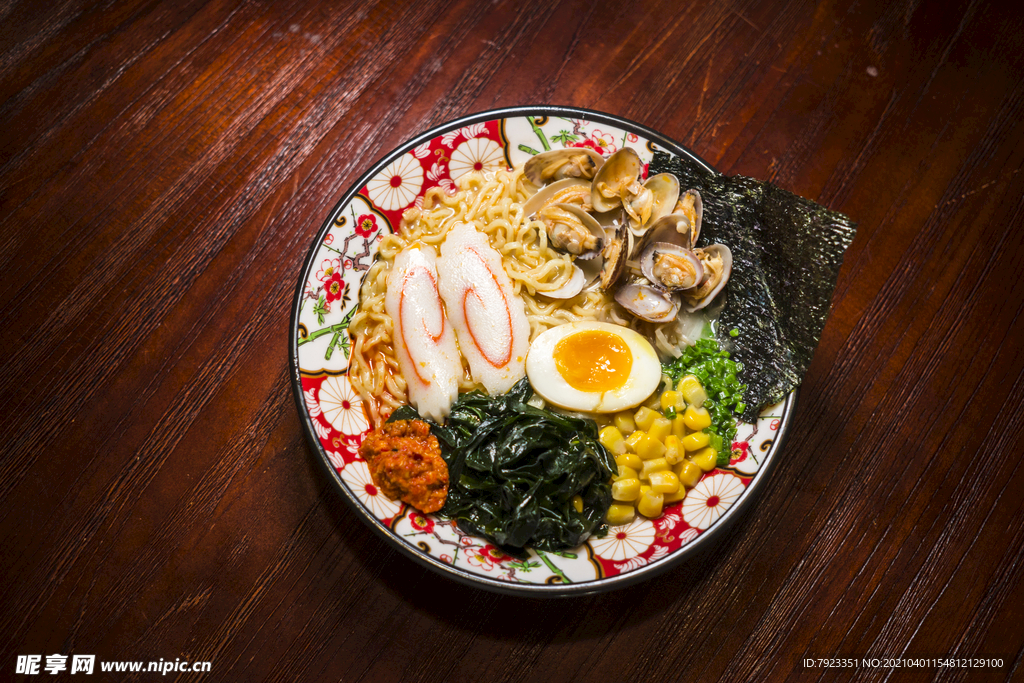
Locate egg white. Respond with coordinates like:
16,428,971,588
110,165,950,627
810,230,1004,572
525,321,662,413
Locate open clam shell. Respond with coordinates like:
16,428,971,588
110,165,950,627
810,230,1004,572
524,148,604,187
539,202,605,259
523,177,592,217
599,224,632,290
591,148,642,213
614,282,680,323
640,243,704,292
681,244,732,312
644,173,681,230
674,189,703,244
636,212,696,253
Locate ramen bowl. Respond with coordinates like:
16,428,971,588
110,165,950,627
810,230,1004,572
289,106,794,596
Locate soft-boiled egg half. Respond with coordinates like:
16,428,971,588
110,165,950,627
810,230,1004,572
526,321,661,413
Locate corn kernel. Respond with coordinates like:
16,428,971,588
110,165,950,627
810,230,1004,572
660,390,684,412
599,425,627,455
675,459,702,487
682,431,711,451
690,447,717,472
640,457,670,480
617,465,639,480
635,434,667,460
677,374,707,407
615,452,642,471
612,477,641,501
572,495,584,513
672,414,687,439
634,406,658,431
613,411,636,434
649,416,672,442
664,435,682,464
624,430,646,452
637,489,664,518
683,405,712,431
649,470,680,493
606,503,636,525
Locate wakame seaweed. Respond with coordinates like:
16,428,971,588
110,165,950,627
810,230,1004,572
648,151,857,422
388,379,615,557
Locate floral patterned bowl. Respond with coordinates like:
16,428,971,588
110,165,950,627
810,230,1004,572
289,106,795,596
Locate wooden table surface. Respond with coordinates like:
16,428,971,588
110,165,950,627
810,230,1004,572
3,0,1023,680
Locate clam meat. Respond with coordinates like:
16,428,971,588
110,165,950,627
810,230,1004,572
681,244,732,312
538,203,604,258
622,182,654,230
673,189,702,244
641,244,704,291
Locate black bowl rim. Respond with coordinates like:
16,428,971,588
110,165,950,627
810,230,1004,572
288,104,796,597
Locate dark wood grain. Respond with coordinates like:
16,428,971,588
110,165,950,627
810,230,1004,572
2,0,1022,680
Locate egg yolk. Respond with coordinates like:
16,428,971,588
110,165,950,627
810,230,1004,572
553,330,633,392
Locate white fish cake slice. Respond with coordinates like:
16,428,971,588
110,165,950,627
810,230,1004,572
385,245,463,422
437,222,530,396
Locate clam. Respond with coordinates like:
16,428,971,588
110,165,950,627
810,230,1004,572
535,205,609,300
590,148,643,213
640,244,704,291
622,184,654,229
644,173,681,228
524,148,604,187
681,244,732,311
625,173,680,236
538,202,604,259
674,189,703,243
634,200,730,300
614,282,680,323
523,178,592,217
637,212,696,251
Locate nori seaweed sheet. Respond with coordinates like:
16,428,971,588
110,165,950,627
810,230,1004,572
648,151,857,422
